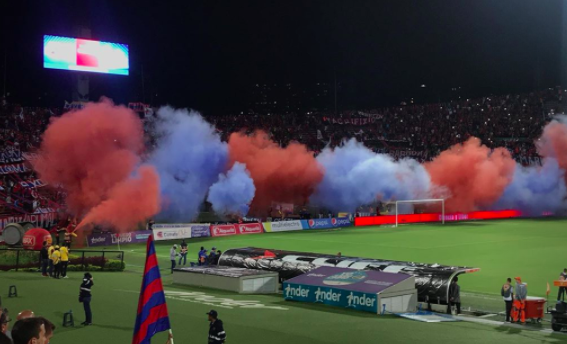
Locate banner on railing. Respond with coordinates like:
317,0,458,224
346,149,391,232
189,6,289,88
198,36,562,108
19,179,47,189
0,212,58,232
263,220,306,232
0,147,23,163
210,223,263,237
304,218,352,230
87,230,151,247
152,223,193,241
0,163,29,175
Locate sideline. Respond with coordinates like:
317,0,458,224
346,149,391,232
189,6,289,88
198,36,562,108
456,315,566,335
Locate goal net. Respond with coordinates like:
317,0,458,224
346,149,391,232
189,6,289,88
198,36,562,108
389,199,445,227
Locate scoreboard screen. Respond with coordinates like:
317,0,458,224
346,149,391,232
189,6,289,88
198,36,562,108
43,35,129,76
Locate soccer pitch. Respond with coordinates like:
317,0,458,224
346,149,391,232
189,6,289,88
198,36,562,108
1,218,567,343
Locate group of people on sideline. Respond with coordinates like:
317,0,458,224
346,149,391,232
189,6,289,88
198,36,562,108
39,241,70,279
501,277,528,323
169,240,222,273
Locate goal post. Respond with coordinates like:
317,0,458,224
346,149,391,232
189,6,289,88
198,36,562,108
395,199,445,227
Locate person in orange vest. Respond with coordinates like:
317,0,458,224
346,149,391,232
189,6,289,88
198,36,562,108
511,276,527,324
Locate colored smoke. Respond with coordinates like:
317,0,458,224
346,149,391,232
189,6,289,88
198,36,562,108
496,158,567,215
150,107,228,221
537,115,567,176
33,100,158,229
80,166,161,231
228,130,323,215
207,162,256,216
310,139,431,212
425,137,515,212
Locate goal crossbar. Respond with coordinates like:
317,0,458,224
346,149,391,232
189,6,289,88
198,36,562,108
395,199,445,227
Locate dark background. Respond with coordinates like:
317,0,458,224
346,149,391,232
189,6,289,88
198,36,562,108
0,0,565,114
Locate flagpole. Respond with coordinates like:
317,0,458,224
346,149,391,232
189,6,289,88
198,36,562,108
169,329,174,344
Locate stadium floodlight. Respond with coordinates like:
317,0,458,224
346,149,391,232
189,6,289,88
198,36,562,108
395,199,445,227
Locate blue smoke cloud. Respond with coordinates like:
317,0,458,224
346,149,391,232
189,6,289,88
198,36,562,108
495,158,567,215
150,107,228,221
310,139,431,212
207,162,256,216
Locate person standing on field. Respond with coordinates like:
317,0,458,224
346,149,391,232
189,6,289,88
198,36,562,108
40,241,50,277
179,240,188,266
79,273,94,325
558,268,567,301
206,310,226,344
170,245,178,273
446,277,461,314
59,243,70,278
512,276,527,324
501,278,514,322
47,244,55,277
50,246,61,279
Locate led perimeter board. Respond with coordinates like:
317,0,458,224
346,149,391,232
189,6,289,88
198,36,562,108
43,35,129,75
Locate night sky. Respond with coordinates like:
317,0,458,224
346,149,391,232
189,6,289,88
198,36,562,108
0,0,564,114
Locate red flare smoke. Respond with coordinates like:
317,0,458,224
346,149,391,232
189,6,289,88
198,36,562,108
425,137,515,212
228,131,323,215
33,99,159,231
537,118,567,179
79,165,161,232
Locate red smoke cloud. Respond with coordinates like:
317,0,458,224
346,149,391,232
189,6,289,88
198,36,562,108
228,131,323,215
79,166,160,232
33,100,160,231
537,118,567,178
425,137,515,212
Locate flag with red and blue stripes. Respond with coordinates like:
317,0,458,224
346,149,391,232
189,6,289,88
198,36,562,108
132,235,171,344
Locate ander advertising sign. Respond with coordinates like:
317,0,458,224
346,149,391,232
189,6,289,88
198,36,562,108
283,266,412,314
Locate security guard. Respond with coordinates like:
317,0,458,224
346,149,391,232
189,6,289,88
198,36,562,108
206,310,226,344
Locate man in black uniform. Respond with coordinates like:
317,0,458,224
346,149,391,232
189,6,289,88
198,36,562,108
79,273,94,325
206,310,226,344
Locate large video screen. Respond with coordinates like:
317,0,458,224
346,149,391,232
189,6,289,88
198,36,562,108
43,35,129,76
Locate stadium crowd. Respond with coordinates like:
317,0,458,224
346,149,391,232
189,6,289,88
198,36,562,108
0,88,564,218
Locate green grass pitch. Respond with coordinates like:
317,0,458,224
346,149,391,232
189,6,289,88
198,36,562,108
1,218,567,343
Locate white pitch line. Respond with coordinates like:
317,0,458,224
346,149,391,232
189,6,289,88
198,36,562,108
456,315,566,335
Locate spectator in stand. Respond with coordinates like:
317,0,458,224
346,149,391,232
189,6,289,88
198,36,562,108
0,332,10,344
11,317,55,344
0,311,9,335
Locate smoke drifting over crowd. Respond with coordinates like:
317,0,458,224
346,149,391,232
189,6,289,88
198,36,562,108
34,101,567,232
425,138,516,213
149,107,228,221
208,162,256,216
311,139,431,212
228,131,323,215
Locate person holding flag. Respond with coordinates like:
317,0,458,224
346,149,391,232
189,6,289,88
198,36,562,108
132,235,173,344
